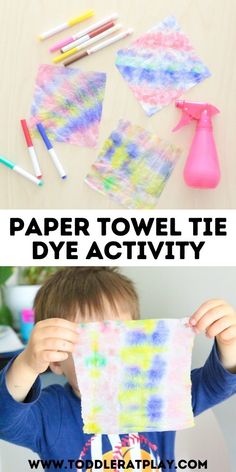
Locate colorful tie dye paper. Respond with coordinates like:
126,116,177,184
116,16,211,116
85,120,181,209
73,318,195,434
29,64,106,147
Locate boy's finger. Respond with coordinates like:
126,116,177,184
205,315,233,338
35,326,79,343
37,338,77,353
189,299,227,326
36,318,79,333
42,351,69,363
192,305,230,332
217,325,236,344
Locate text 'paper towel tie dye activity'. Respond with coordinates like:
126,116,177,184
73,318,195,434
0,10,221,201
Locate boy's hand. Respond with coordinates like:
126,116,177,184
6,318,79,402
22,318,79,375
189,299,236,372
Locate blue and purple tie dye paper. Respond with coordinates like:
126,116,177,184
116,16,211,116
73,318,195,434
29,64,106,147
85,120,181,209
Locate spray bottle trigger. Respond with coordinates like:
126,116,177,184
172,112,193,132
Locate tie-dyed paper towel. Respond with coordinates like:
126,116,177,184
29,64,106,147
116,16,211,116
85,120,181,209
73,318,195,434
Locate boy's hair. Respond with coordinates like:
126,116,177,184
34,267,140,323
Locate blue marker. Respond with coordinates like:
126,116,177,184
37,123,67,180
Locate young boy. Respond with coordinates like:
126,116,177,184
0,267,236,472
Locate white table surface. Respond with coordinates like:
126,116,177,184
0,0,235,209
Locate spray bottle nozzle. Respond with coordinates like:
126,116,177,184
172,100,220,132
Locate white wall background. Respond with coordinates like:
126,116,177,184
122,267,236,470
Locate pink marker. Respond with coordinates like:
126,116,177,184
173,101,220,189
20,119,42,179
49,13,118,52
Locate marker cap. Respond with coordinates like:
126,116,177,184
0,156,14,169
36,123,52,150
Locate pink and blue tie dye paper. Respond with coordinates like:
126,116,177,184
73,318,195,434
29,64,106,147
85,120,181,209
116,16,211,116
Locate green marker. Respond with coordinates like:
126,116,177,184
0,156,43,187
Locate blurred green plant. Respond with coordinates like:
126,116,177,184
0,267,14,326
0,267,60,326
18,267,59,285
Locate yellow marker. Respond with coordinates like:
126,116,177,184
53,46,79,64
68,13,93,27
53,23,122,64
39,10,94,41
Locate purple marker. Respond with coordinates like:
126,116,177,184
37,123,67,180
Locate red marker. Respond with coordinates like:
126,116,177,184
20,119,42,179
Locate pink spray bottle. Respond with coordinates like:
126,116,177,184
172,100,220,188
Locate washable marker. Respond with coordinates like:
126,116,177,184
36,123,67,180
64,29,134,66
53,23,122,63
62,20,116,53
20,119,42,179
0,156,43,186
39,9,94,40
49,13,119,52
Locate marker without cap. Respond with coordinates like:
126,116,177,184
49,13,119,52
0,156,43,186
53,23,122,64
36,123,67,180
20,119,42,179
39,9,94,40
64,28,134,66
